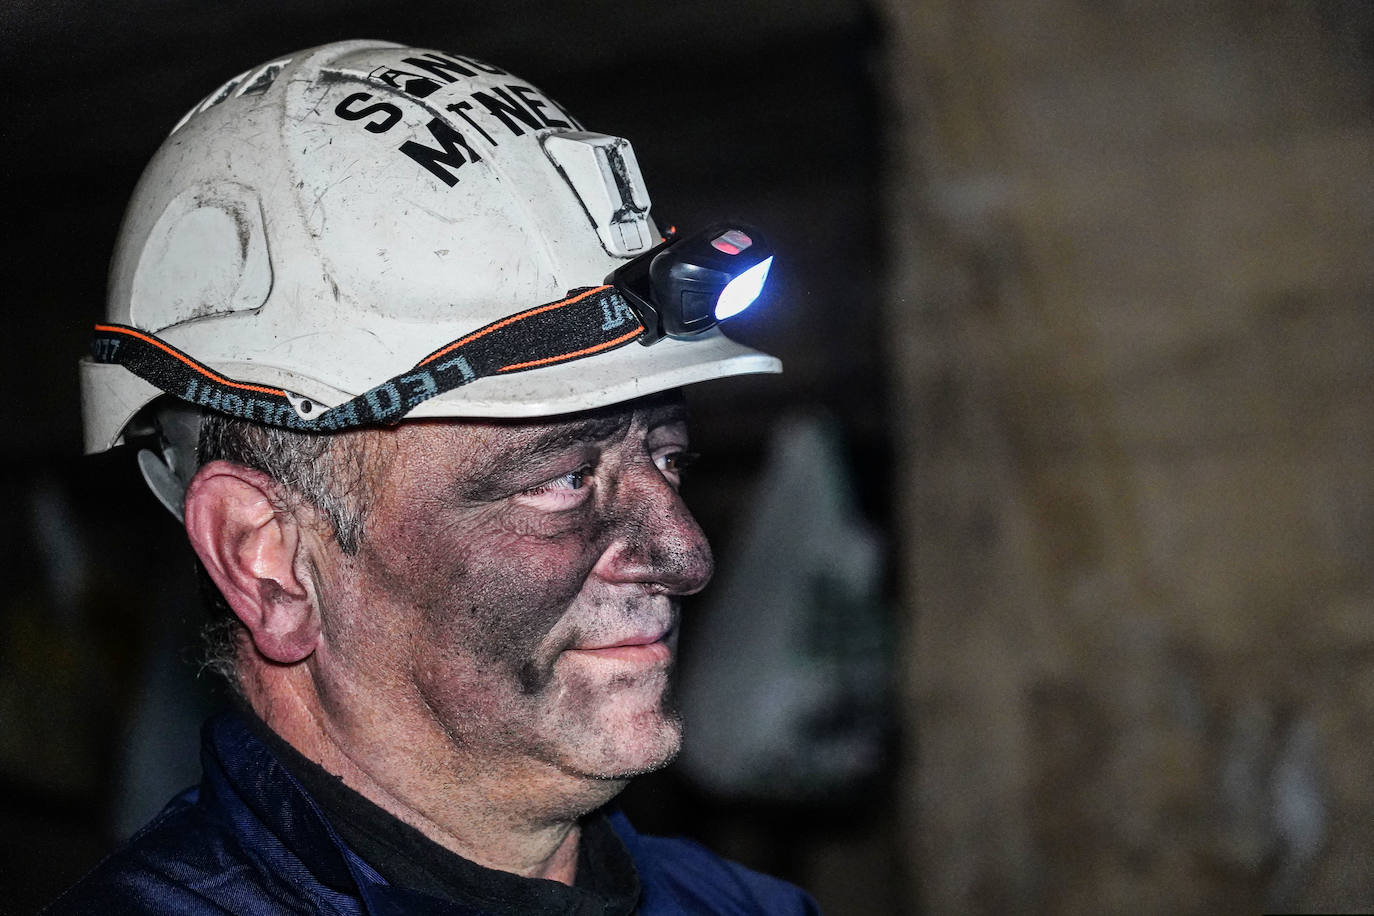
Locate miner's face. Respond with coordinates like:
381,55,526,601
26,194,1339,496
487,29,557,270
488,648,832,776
315,393,712,786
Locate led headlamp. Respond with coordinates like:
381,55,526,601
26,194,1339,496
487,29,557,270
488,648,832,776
609,223,775,344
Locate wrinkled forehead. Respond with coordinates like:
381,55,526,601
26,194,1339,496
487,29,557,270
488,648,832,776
468,389,690,449
374,390,690,480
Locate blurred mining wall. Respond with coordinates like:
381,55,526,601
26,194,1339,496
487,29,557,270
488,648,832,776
879,0,1374,911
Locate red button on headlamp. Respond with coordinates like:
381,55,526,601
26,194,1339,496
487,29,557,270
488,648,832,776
710,229,753,256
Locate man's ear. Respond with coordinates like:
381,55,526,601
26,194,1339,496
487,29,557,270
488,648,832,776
184,460,320,664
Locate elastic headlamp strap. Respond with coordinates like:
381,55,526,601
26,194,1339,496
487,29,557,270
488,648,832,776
91,286,644,432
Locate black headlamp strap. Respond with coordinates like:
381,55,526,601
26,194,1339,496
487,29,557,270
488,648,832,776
91,286,645,432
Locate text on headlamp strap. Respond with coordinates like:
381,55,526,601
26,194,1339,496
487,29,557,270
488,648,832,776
91,286,644,432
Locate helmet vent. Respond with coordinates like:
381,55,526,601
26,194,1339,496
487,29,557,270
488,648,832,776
169,59,292,135
129,184,273,332
239,60,291,96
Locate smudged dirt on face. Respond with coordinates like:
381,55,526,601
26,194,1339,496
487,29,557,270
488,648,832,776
318,393,711,786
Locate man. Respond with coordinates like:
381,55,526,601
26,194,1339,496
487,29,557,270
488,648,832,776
56,40,815,914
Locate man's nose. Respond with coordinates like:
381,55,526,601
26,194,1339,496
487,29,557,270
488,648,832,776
592,461,714,594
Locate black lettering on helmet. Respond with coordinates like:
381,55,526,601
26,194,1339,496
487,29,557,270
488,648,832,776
368,66,441,99
399,119,483,187
401,53,478,84
509,86,569,130
445,101,497,147
334,92,403,134
449,53,506,75
470,87,541,137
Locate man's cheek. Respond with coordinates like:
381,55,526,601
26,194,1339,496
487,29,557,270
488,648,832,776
409,647,531,744
489,503,604,542
469,506,611,608
419,531,602,661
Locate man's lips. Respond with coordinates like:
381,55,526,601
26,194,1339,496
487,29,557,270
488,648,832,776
567,632,673,664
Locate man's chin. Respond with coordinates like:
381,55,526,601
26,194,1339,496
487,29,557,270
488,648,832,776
594,733,682,782
534,725,680,819
556,710,683,784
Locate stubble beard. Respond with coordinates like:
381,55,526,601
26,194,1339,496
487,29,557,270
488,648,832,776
522,652,686,785
417,616,686,794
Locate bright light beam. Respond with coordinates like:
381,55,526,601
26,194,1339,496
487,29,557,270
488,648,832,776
714,256,773,321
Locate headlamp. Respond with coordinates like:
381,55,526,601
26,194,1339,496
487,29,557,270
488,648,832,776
609,223,775,344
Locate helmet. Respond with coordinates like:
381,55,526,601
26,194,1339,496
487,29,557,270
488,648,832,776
81,39,780,459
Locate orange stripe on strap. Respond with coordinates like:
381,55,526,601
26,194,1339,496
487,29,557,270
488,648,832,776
95,324,287,397
499,326,643,372
415,286,613,368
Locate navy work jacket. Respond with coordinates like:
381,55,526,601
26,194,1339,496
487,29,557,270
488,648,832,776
50,713,818,915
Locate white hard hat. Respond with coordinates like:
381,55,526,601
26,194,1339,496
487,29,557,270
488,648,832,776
81,39,780,455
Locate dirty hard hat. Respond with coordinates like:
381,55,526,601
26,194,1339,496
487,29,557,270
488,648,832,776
80,39,781,455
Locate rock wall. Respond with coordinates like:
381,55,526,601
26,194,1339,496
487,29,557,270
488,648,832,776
880,1,1374,910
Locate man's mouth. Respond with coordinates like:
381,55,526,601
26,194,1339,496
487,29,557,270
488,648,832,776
567,630,674,664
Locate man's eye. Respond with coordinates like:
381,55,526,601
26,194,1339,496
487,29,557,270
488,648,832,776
655,451,699,478
523,467,589,496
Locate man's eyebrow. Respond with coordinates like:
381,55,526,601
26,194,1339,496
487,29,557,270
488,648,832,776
515,413,633,461
454,400,691,500
469,395,691,471
643,400,691,430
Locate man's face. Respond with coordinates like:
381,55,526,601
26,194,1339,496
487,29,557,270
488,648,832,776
312,393,712,793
